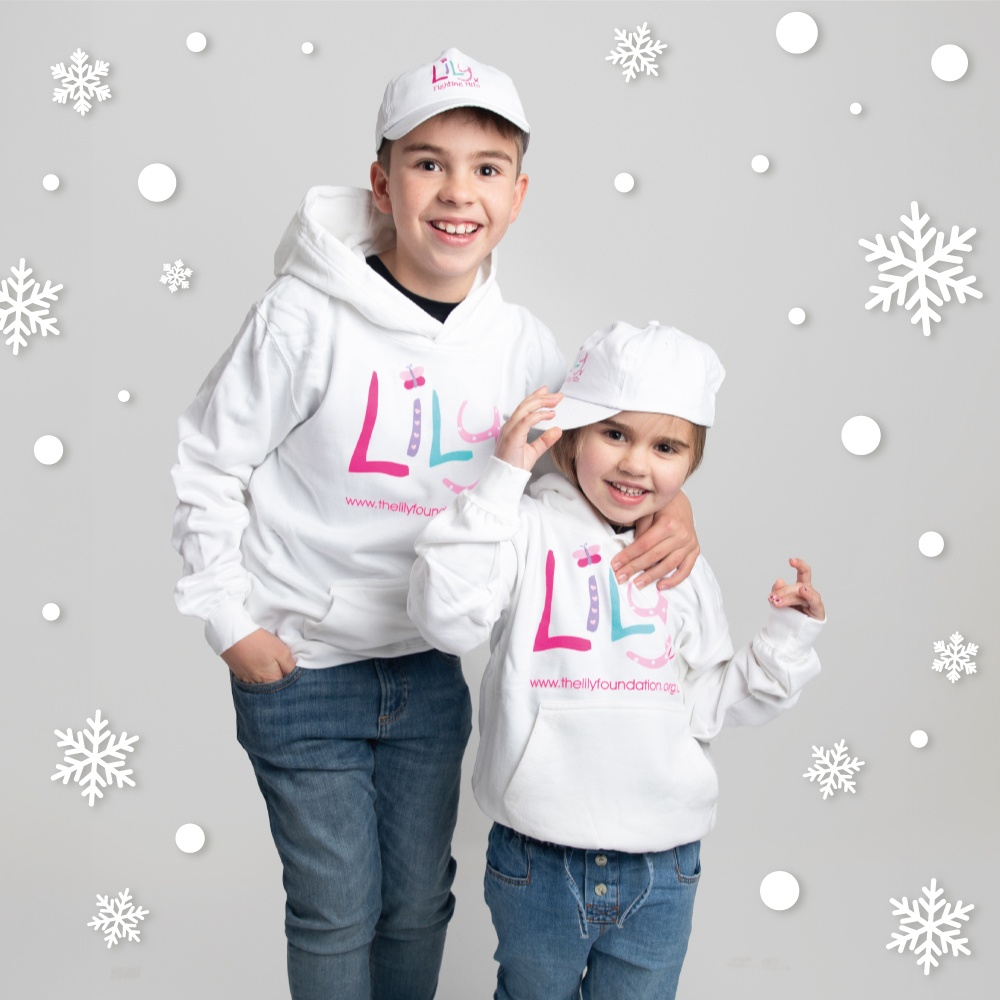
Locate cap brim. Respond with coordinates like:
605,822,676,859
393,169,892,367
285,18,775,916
534,397,623,432
381,101,530,146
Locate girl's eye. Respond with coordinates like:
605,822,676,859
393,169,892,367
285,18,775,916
603,429,625,441
656,443,676,455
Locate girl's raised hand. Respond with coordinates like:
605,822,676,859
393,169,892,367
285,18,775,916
767,557,826,620
494,387,563,472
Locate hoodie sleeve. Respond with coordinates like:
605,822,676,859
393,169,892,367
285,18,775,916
678,561,824,741
408,457,528,656
171,304,311,655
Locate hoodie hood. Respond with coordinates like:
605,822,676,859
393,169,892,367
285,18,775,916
273,186,498,337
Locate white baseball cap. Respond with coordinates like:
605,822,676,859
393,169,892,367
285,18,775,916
539,321,726,430
375,47,530,151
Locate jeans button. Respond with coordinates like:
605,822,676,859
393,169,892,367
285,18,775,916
595,854,607,867
594,883,608,897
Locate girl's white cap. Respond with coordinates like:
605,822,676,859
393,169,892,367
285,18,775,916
376,48,530,151
539,321,725,431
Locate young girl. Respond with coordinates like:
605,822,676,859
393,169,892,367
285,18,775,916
408,320,825,1000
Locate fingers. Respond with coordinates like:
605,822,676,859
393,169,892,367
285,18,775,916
768,559,824,619
612,518,700,589
789,557,812,586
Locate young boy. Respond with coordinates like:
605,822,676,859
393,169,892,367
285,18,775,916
171,49,699,1000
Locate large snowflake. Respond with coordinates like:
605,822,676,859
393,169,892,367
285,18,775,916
89,888,149,947
161,259,193,293
802,739,865,799
51,709,138,806
51,48,112,116
859,202,981,336
606,22,667,82
1,258,62,356
931,631,978,683
887,878,973,975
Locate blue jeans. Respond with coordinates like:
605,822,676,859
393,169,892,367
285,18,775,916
484,823,701,1000
230,650,472,1000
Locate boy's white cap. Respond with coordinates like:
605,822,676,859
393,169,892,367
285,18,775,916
540,321,725,430
376,47,530,151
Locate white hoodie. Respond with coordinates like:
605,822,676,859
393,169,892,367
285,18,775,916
409,458,824,853
172,186,565,667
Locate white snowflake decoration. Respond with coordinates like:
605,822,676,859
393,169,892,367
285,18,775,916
51,48,112,116
606,22,667,82
932,631,978,683
802,739,865,799
88,888,149,947
887,878,973,975
1,258,63,356
51,709,138,807
161,259,193,293
859,202,981,336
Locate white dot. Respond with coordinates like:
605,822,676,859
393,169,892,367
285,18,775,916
42,603,61,621
614,172,635,194
34,435,64,465
910,729,929,749
175,823,206,853
42,174,60,191
186,32,207,54
841,416,881,456
918,531,944,558
760,871,800,910
301,42,314,55
138,163,177,203
850,102,863,115
776,12,819,54
751,155,770,173
118,390,131,403
788,307,806,326
931,44,968,82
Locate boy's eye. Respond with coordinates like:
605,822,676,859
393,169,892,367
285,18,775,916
478,165,499,177
417,160,441,171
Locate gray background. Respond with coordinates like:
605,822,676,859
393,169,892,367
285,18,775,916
2,1,997,997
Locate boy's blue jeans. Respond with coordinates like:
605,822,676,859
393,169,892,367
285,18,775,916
230,649,472,1000
484,823,701,1000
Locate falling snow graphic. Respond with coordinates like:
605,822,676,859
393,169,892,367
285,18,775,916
932,631,978,683
51,48,112,116
859,202,981,336
51,709,138,806
161,259,193,293
802,739,865,799
88,889,149,947
887,878,973,975
606,22,667,81
1,258,62,356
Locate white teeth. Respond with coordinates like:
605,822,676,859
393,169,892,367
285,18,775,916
433,221,478,234
612,483,646,496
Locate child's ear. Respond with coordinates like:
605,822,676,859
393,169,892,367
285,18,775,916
370,161,392,215
508,173,529,223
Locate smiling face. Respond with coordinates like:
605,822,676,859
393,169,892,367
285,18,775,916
572,412,698,529
369,110,528,302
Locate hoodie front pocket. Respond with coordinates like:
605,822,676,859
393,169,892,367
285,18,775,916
302,578,416,652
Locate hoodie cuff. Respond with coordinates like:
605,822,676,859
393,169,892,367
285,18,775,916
760,606,825,655
205,601,260,656
467,456,532,520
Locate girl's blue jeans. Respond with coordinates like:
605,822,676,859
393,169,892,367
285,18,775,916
230,649,472,1000
484,823,701,1000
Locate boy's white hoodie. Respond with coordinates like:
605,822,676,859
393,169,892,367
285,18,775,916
172,186,565,667
409,458,823,853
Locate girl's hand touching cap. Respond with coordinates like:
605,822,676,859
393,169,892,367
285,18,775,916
494,387,563,472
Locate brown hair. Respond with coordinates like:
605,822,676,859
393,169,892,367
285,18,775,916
376,107,527,175
550,420,708,490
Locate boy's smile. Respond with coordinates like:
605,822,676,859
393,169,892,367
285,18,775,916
370,111,528,302
574,412,695,529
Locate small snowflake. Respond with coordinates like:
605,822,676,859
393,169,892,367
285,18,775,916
51,48,112,116
932,631,978,683
1,258,63,356
160,259,193,293
51,709,138,807
887,878,973,975
802,739,865,799
859,202,981,336
88,888,149,947
606,22,667,82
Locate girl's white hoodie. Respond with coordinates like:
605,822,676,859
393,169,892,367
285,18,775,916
172,186,565,667
409,458,824,853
